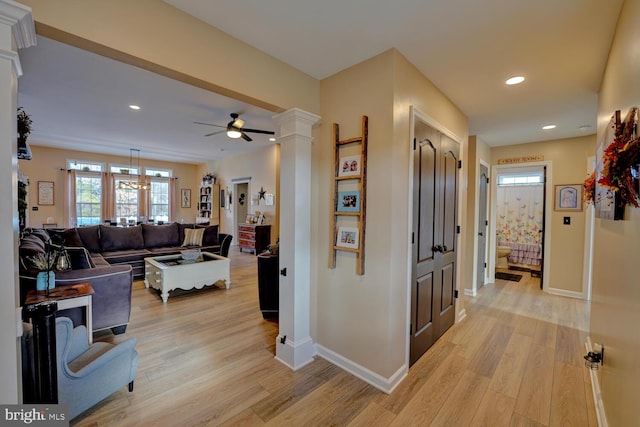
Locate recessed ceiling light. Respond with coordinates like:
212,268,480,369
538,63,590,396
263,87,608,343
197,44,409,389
505,76,525,85
542,124,556,130
129,105,141,110
269,137,276,142
579,125,592,131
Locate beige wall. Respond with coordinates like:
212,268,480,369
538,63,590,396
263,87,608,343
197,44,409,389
491,135,595,294
18,145,202,227
316,49,469,378
591,0,640,425
210,144,280,243
20,0,320,115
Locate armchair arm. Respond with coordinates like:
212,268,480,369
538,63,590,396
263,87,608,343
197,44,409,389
218,233,233,257
63,338,138,379
54,265,133,332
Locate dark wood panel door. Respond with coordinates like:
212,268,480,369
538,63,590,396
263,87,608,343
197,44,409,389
410,122,459,366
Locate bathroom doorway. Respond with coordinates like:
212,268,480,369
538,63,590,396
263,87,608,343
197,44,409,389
233,180,250,249
494,165,546,288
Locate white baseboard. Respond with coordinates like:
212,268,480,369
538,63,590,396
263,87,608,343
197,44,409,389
464,288,476,297
546,287,585,300
315,344,407,394
456,308,467,323
586,337,608,427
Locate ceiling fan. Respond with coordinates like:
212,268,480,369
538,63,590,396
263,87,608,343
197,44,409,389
194,113,275,142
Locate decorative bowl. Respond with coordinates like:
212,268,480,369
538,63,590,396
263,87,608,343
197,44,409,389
180,249,201,261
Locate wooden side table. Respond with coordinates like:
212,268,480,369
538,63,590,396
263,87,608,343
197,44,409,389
25,282,95,343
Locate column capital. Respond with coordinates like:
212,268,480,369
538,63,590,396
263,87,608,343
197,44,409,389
0,0,36,50
272,108,320,140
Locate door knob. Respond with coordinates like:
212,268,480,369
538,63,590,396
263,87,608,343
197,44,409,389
478,232,483,236
433,245,443,252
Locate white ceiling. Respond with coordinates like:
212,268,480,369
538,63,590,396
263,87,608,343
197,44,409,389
18,0,624,163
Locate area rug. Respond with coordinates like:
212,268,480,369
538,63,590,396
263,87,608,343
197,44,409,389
495,272,522,282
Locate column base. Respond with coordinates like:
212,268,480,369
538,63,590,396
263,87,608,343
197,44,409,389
274,334,315,370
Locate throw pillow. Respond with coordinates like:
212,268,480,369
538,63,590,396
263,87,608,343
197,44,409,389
46,228,84,247
182,228,204,247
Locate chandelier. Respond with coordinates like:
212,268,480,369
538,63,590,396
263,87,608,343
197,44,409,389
118,149,149,190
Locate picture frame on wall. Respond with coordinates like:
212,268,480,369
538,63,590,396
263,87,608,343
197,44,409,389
336,191,361,212
336,226,359,249
338,155,361,177
37,181,54,205
554,184,583,211
181,188,191,208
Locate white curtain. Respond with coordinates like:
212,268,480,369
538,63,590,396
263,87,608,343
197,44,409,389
496,184,544,265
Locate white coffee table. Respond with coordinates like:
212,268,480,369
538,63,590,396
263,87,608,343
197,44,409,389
144,252,230,303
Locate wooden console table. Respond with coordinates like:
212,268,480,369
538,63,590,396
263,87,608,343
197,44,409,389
25,282,95,343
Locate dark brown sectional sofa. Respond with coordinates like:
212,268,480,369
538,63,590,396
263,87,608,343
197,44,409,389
19,223,232,334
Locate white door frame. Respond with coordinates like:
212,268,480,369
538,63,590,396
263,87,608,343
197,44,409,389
490,162,552,291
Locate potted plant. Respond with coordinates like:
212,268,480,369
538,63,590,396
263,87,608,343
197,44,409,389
27,250,58,293
17,107,33,160
202,172,216,185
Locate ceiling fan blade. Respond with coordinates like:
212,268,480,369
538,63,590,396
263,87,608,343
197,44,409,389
193,121,225,128
241,132,253,142
204,129,226,137
241,128,275,135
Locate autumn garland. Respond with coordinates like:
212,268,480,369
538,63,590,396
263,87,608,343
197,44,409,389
586,108,640,208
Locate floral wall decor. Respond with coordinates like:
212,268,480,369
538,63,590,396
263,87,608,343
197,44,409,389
586,107,640,220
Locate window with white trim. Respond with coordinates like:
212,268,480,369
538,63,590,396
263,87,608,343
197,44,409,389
68,160,104,226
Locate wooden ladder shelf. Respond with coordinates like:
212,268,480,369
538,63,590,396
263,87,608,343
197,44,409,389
329,115,368,275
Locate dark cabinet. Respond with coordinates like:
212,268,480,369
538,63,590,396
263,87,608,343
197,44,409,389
238,224,271,255
257,254,279,319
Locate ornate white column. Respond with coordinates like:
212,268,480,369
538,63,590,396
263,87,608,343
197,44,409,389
272,108,320,369
0,0,35,404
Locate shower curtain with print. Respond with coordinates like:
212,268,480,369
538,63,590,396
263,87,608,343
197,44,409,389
496,184,543,266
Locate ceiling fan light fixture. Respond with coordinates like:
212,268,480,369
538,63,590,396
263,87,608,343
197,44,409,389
227,129,242,138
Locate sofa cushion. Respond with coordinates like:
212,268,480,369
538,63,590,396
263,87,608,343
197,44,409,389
19,234,47,270
195,224,219,245
27,228,52,244
101,249,150,264
100,225,144,252
46,228,84,247
182,228,204,246
142,223,180,248
76,225,101,253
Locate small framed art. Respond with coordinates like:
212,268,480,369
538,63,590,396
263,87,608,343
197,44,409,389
338,155,361,177
554,184,583,212
37,181,54,205
181,189,191,208
336,191,360,212
336,226,359,249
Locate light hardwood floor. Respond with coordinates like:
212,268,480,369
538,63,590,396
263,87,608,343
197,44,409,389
75,255,595,426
